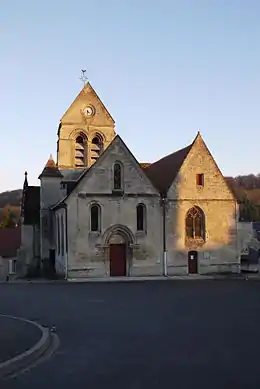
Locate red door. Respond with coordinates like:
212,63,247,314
110,244,126,276
188,251,198,274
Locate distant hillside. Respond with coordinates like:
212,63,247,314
0,189,22,208
226,176,260,204
0,189,22,226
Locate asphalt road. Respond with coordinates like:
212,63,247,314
0,315,42,363
1,280,260,389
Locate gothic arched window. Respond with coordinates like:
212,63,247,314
185,207,205,240
75,134,87,167
137,204,146,231
113,163,122,190
90,204,101,232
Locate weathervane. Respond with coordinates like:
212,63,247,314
80,69,88,86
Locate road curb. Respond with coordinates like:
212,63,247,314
0,314,51,379
0,274,259,283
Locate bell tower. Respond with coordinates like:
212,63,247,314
57,82,116,170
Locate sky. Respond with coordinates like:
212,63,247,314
1,0,260,192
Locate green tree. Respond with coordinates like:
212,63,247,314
0,207,16,228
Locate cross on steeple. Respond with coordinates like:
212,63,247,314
80,69,88,86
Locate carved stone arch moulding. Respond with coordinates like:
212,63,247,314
69,128,88,140
87,199,104,209
103,224,135,246
89,129,106,143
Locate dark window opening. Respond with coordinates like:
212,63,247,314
91,204,100,232
137,204,146,231
91,135,103,163
92,137,99,145
185,207,205,239
196,173,204,186
114,163,122,190
75,135,87,167
76,136,84,144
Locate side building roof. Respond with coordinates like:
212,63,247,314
0,227,21,258
23,186,40,225
144,144,193,196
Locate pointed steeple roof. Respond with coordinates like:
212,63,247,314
38,154,63,179
23,171,28,189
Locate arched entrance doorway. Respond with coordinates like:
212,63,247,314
104,225,134,277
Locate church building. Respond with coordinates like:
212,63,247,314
19,82,240,279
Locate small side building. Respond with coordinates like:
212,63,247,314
18,172,40,276
0,228,21,281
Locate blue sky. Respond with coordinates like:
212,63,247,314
1,0,260,192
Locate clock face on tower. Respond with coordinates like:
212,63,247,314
83,106,95,117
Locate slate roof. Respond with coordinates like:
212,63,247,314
23,186,40,225
60,169,86,181
38,155,63,179
144,144,193,196
0,227,21,258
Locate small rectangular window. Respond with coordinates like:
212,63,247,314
113,163,122,190
196,173,204,187
91,204,100,232
9,259,16,274
137,204,146,231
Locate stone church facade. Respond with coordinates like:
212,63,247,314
19,82,240,279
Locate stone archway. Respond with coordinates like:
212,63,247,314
103,225,135,277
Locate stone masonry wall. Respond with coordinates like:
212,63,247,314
166,200,238,275
66,137,162,278
58,83,115,169
166,134,239,275
67,195,162,278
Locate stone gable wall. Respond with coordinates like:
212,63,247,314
166,135,239,274
66,140,162,278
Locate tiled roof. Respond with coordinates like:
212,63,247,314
144,144,193,195
0,227,21,258
23,186,40,225
38,155,63,179
139,162,151,169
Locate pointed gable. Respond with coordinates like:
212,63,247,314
167,132,236,201
60,82,114,126
64,135,159,199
